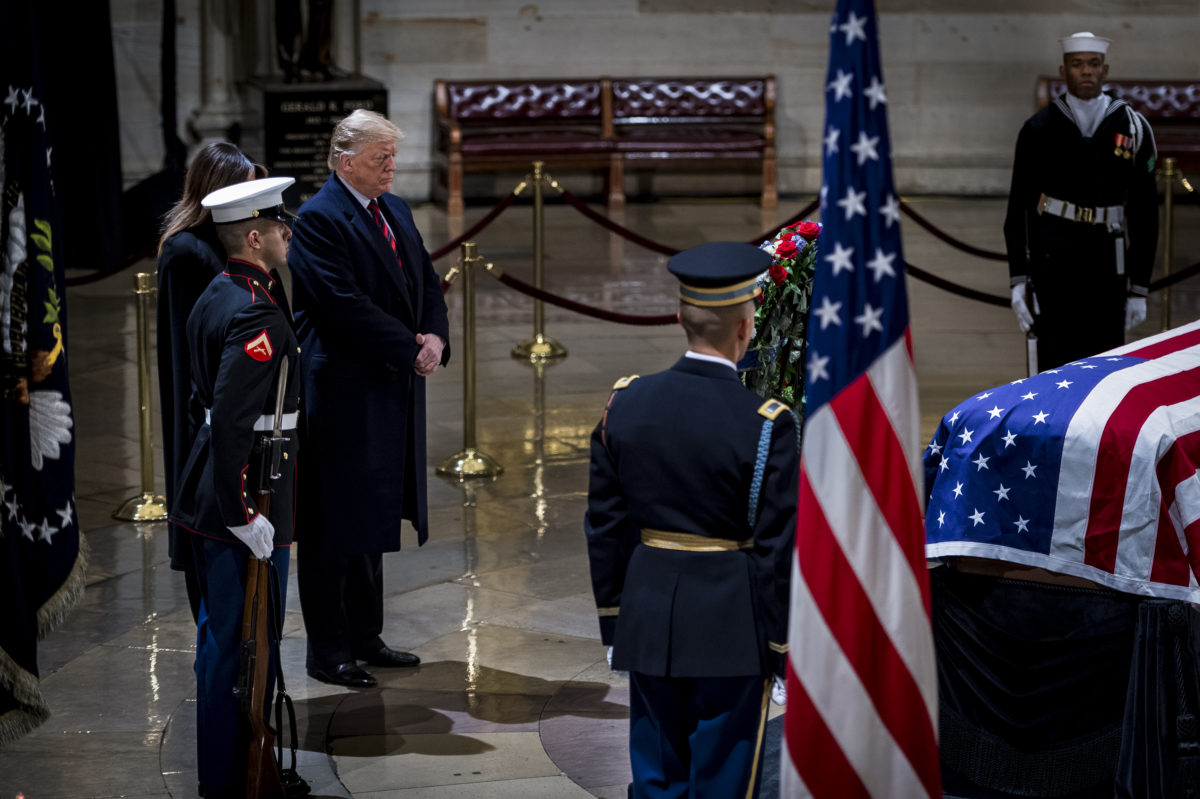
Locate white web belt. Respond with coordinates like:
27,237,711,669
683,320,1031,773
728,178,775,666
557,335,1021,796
204,408,298,431
1038,194,1124,232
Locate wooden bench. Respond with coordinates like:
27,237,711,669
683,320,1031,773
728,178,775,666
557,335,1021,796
433,75,776,215
1035,76,1200,175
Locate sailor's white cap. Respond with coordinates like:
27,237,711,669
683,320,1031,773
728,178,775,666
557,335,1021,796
201,177,296,224
1060,32,1111,55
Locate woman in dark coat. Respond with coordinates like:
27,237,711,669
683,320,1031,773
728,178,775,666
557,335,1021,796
156,142,264,622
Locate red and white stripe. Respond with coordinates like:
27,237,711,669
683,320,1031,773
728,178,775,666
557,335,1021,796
781,334,941,798
1045,321,1200,599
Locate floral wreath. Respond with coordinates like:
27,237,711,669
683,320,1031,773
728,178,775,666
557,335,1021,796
742,220,820,418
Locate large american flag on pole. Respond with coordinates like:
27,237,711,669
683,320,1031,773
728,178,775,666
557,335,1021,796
926,321,1200,601
781,0,941,796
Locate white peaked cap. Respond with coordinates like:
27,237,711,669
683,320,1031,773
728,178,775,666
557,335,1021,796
1060,31,1111,55
202,177,296,224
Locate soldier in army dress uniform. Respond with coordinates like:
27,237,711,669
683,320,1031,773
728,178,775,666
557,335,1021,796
169,177,303,798
1004,31,1158,371
585,242,799,799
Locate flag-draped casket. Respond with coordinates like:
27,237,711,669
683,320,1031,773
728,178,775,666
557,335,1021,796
925,320,1200,600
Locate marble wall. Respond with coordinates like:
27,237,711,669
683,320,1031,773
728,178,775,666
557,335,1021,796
110,0,1200,199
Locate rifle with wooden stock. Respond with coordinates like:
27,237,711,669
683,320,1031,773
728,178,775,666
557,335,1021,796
233,358,290,799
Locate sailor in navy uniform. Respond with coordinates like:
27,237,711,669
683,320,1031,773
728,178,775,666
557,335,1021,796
1004,31,1158,370
170,177,303,798
585,242,799,799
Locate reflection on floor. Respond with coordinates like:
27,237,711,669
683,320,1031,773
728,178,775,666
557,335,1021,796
1,196,1196,797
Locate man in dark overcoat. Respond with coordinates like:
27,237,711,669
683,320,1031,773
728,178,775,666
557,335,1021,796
288,109,450,688
1004,31,1158,371
586,242,798,799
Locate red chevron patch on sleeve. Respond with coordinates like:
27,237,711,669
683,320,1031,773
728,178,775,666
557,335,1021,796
244,329,274,362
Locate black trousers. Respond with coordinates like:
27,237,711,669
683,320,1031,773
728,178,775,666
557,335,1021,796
297,544,385,669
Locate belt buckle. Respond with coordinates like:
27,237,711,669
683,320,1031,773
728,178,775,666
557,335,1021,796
1076,206,1095,224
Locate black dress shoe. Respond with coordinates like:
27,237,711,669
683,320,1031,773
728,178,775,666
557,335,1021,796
357,645,420,668
307,661,377,687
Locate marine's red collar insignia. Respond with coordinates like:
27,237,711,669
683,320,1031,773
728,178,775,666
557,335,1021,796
245,329,274,362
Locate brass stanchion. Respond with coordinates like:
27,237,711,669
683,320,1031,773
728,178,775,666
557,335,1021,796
113,271,167,521
1161,156,1176,332
512,161,568,362
438,242,504,478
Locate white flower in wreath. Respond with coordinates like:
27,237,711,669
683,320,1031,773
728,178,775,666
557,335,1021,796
29,390,73,470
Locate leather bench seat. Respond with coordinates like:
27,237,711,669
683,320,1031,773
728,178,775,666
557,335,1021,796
459,129,614,157
435,75,777,215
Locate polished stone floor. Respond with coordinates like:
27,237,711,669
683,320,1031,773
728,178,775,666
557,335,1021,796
1,193,1197,798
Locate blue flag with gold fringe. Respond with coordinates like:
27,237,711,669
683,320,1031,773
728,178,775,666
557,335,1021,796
0,0,86,744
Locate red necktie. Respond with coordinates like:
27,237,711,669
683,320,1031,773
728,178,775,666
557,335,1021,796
367,199,401,264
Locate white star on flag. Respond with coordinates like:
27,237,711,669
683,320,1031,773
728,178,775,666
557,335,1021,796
839,11,867,44
1021,391,1037,400
958,427,974,445
850,131,880,166
1033,410,1049,424
813,296,843,329
866,248,895,282
864,75,888,109
953,481,964,498
1057,380,1073,389
807,351,831,382
880,194,901,227
994,484,1011,501
828,69,854,101
970,508,986,526
824,126,841,156
1002,430,1017,448
825,242,855,275
4,85,19,113
972,454,989,471
1022,461,1038,479
987,405,1003,419
1014,515,1031,533
837,187,867,220
854,303,883,336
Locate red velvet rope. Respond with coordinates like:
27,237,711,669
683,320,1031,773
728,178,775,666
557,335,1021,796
485,266,678,326
900,202,1008,261
553,187,821,255
430,192,519,261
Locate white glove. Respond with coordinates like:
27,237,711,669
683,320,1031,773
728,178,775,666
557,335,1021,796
1011,284,1034,333
1125,297,1147,330
229,513,275,560
606,646,629,678
771,675,787,706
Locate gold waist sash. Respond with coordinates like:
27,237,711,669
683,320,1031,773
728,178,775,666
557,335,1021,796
641,529,752,552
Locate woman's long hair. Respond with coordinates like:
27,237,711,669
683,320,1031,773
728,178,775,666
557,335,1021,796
157,142,266,254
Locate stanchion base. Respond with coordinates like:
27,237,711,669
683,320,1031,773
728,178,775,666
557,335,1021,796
437,448,505,479
112,492,168,522
512,334,567,362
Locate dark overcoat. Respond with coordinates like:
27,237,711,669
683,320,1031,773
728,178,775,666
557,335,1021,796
288,174,450,552
156,222,224,567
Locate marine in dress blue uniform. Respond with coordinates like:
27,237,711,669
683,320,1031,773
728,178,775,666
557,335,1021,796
586,242,799,799
169,177,302,798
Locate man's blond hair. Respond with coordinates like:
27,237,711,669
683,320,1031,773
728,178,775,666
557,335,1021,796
327,109,404,172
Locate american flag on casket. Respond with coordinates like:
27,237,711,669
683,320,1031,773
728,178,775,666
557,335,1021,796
924,321,1200,601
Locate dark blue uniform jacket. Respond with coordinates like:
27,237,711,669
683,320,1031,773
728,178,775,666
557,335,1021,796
586,356,798,678
171,259,301,546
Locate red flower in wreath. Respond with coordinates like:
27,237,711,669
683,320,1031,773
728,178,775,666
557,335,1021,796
796,221,822,241
774,237,799,260
769,262,789,286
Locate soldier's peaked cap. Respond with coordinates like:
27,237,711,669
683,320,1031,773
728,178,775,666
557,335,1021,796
667,242,769,307
202,177,297,224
